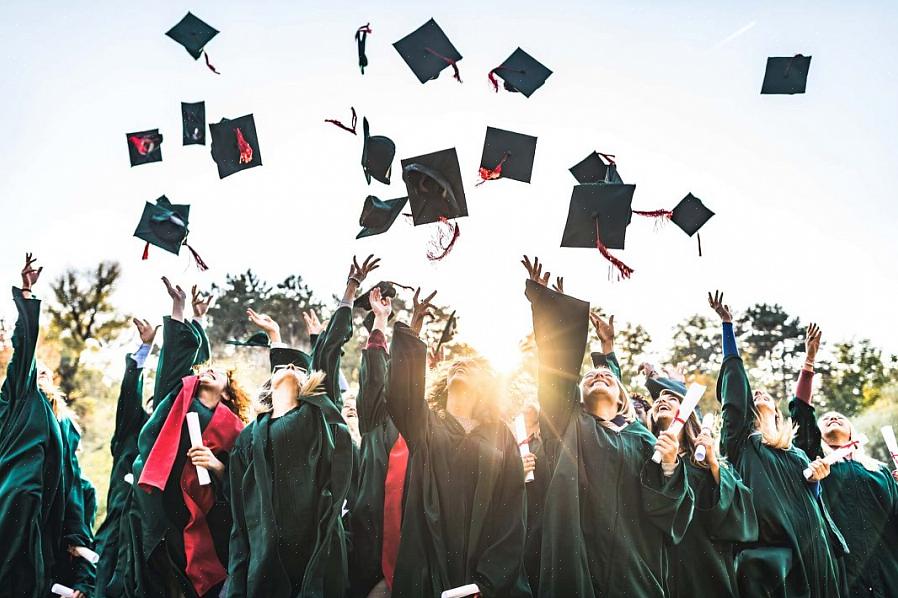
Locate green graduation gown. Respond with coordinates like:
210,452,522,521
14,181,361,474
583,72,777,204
717,356,847,597
227,306,354,598
0,287,66,598
526,281,694,598
121,317,236,598
386,322,531,598
791,395,898,597
95,353,150,597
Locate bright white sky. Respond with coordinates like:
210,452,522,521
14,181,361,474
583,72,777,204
2,1,898,373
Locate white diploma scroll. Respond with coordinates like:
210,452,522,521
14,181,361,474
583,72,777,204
72,545,99,564
51,583,75,597
186,412,212,486
124,473,134,485
652,383,707,464
441,584,481,598
695,412,716,462
882,425,898,470
514,415,535,483
803,435,868,480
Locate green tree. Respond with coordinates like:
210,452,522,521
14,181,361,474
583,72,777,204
816,340,897,415
615,322,652,387
668,314,720,375
738,303,804,401
46,261,129,399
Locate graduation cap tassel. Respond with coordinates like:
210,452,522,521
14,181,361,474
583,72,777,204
596,152,616,166
185,244,209,271
234,128,253,164
427,217,460,261
141,242,150,261
355,23,372,74
632,209,673,231
595,219,634,280
424,47,462,83
203,52,220,75
476,152,510,185
324,107,358,135
487,67,526,93
697,233,703,257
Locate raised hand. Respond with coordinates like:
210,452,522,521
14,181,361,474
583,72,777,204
640,362,659,379
21,252,42,291
551,276,565,294
521,255,550,287
132,318,159,345
411,287,437,336
805,322,822,365
708,290,733,323
247,308,282,344
303,310,324,336
191,285,213,319
162,277,187,322
369,287,393,322
661,364,687,383
589,311,615,353
347,254,381,286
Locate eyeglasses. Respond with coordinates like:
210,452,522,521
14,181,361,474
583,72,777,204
273,364,308,374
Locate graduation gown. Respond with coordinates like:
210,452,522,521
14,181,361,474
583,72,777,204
0,287,66,598
527,281,694,598
227,306,354,598
122,317,241,598
95,353,150,597
791,395,898,597
666,461,758,598
386,322,531,598
348,331,413,597
717,356,847,598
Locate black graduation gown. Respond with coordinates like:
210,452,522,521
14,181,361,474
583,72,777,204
526,281,694,598
792,397,898,597
227,306,354,598
386,322,532,598
717,356,847,598
0,287,66,598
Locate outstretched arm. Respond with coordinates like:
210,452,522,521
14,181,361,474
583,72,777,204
790,323,824,459
152,278,202,408
357,287,391,433
709,291,752,461
589,312,622,381
386,319,432,448
1,253,43,407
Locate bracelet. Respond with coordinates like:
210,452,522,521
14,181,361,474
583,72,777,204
347,276,362,287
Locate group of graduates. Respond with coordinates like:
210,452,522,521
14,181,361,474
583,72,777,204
2,250,898,598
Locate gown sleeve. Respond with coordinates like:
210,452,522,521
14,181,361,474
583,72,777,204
0,287,41,410
111,353,148,459
151,317,202,409
698,464,759,543
311,305,353,409
640,458,694,544
385,322,431,448
526,280,590,443
716,324,754,462
60,420,96,594
226,439,250,598
788,369,823,460
590,351,622,381
189,318,212,365
357,330,389,435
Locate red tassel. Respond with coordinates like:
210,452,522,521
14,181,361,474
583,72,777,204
424,47,462,83
142,242,150,261
632,209,672,219
324,107,358,135
356,23,373,36
476,152,510,186
487,66,526,92
204,52,220,75
185,244,209,271
595,219,634,280
427,218,460,261
596,152,616,166
235,128,253,164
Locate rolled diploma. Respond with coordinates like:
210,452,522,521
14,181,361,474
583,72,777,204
652,383,706,464
72,545,99,564
803,439,865,479
882,425,898,470
695,412,716,462
51,583,75,597
124,472,134,485
441,584,481,598
514,415,535,483
186,412,211,486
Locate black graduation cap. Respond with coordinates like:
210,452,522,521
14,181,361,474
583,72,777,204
488,47,552,97
226,331,270,348
357,195,408,239
671,193,714,237
133,196,190,255
361,118,395,184
354,281,399,331
401,148,468,225
166,12,219,60
356,23,372,74
181,102,206,145
478,127,537,184
126,129,163,167
434,309,457,354
569,151,624,185
761,54,812,95
210,114,262,179
270,347,312,372
645,377,688,400
561,184,636,278
393,18,463,84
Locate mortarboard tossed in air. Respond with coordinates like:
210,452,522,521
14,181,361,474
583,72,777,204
488,48,552,97
126,129,163,167
325,106,358,135
210,114,262,178
181,102,206,145
761,54,811,95
645,376,688,400
561,183,636,279
670,193,714,255
166,12,221,74
569,151,624,185
393,19,463,84
434,309,457,356
478,127,537,185
356,23,372,74
362,118,395,184
401,147,468,260
133,195,208,270
226,331,270,348
357,195,408,239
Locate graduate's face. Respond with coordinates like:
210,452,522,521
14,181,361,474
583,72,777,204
580,368,618,402
342,398,357,421
753,389,775,413
36,364,53,387
448,361,479,391
271,365,306,392
650,391,682,428
522,404,539,427
820,411,851,442
197,368,229,394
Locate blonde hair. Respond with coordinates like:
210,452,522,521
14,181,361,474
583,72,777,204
753,402,796,451
818,411,883,473
253,369,327,414
579,367,636,426
427,357,504,424
37,361,67,419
